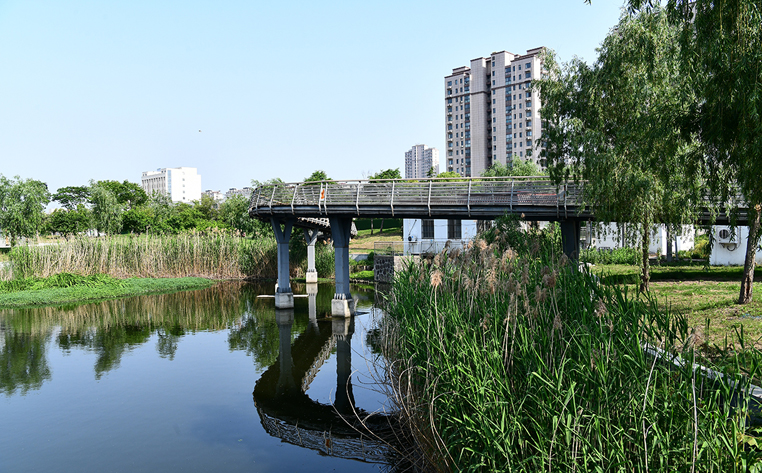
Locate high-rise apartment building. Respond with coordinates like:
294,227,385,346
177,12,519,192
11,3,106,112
404,144,439,179
445,47,546,177
141,167,202,203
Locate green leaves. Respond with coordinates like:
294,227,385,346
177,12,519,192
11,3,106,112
0,175,51,246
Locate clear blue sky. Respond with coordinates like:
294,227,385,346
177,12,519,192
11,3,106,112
0,0,624,194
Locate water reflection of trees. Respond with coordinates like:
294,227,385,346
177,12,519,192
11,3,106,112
0,326,52,396
0,282,317,392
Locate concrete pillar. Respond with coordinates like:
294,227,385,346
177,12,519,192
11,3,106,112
303,229,319,283
307,282,318,329
271,218,294,309
561,220,581,260
329,217,355,317
332,316,355,414
275,309,296,396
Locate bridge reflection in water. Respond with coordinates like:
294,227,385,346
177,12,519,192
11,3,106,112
252,283,397,464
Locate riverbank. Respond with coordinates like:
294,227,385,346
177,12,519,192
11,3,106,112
0,274,214,308
384,235,762,471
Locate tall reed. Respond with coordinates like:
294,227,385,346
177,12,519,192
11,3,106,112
383,233,762,472
4,232,335,280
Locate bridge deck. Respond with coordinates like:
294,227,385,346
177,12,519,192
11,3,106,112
249,177,747,225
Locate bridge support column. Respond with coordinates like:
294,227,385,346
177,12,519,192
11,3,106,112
329,217,355,317
561,220,581,261
271,218,294,309
304,229,319,283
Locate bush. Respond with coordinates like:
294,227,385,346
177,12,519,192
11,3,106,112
580,247,638,265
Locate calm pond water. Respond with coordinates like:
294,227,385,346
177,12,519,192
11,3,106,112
0,281,402,472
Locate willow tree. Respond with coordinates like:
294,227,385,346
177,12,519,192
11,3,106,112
623,0,762,303
537,9,702,291
0,175,51,246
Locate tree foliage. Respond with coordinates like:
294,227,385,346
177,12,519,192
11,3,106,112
89,183,123,235
481,158,544,177
369,168,402,181
0,175,51,246
94,180,148,209
303,170,330,183
622,0,762,303
52,186,90,210
48,205,91,239
537,9,700,291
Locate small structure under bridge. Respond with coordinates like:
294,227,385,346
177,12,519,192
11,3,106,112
249,176,751,316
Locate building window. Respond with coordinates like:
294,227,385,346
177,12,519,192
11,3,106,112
422,220,434,239
447,219,462,239
448,81,452,86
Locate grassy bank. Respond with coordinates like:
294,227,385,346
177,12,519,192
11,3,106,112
0,273,214,308
589,263,762,350
385,236,762,471
2,232,335,281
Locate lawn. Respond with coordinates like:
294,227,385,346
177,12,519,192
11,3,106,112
592,263,762,348
350,226,402,251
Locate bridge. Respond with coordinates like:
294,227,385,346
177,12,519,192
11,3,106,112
249,177,749,315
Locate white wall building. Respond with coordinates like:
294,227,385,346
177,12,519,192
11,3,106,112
402,218,478,255
446,47,546,177
588,223,695,255
141,167,202,203
710,225,762,266
404,144,439,179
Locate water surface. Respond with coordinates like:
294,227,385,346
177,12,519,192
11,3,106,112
0,281,398,472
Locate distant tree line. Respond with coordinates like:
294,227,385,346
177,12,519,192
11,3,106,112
0,176,270,245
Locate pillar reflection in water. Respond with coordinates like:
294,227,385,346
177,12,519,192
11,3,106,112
306,283,318,330
275,309,297,396
332,316,355,414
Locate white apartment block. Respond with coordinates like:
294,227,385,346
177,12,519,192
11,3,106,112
404,144,439,179
202,190,225,202
141,167,202,203
445,47,546,177
224,187,253,200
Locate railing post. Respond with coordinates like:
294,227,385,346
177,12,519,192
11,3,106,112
390,181,395,216
291,184,298,215
269,186,277,215
427,180,432,217
355,182,361,215
467,180,472,217
510,180,514,212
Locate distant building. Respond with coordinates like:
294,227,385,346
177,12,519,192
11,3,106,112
225,187,253,200
445,47,547,177
141,167,202,203
202,190,225,203
404,145,439,179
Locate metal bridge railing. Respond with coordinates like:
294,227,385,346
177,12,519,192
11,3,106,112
250,176,581,217
374,239,471,256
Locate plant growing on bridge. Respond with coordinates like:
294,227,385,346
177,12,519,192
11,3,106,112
536,9,702,292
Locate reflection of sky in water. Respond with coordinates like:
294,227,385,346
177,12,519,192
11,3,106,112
0,282,392,473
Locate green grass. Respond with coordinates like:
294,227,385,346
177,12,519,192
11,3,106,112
349,270,374,280
590,264,762,348
0,275,214,308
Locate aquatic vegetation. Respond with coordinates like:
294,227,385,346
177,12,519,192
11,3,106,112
384,234,762,472
3,233,335,280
